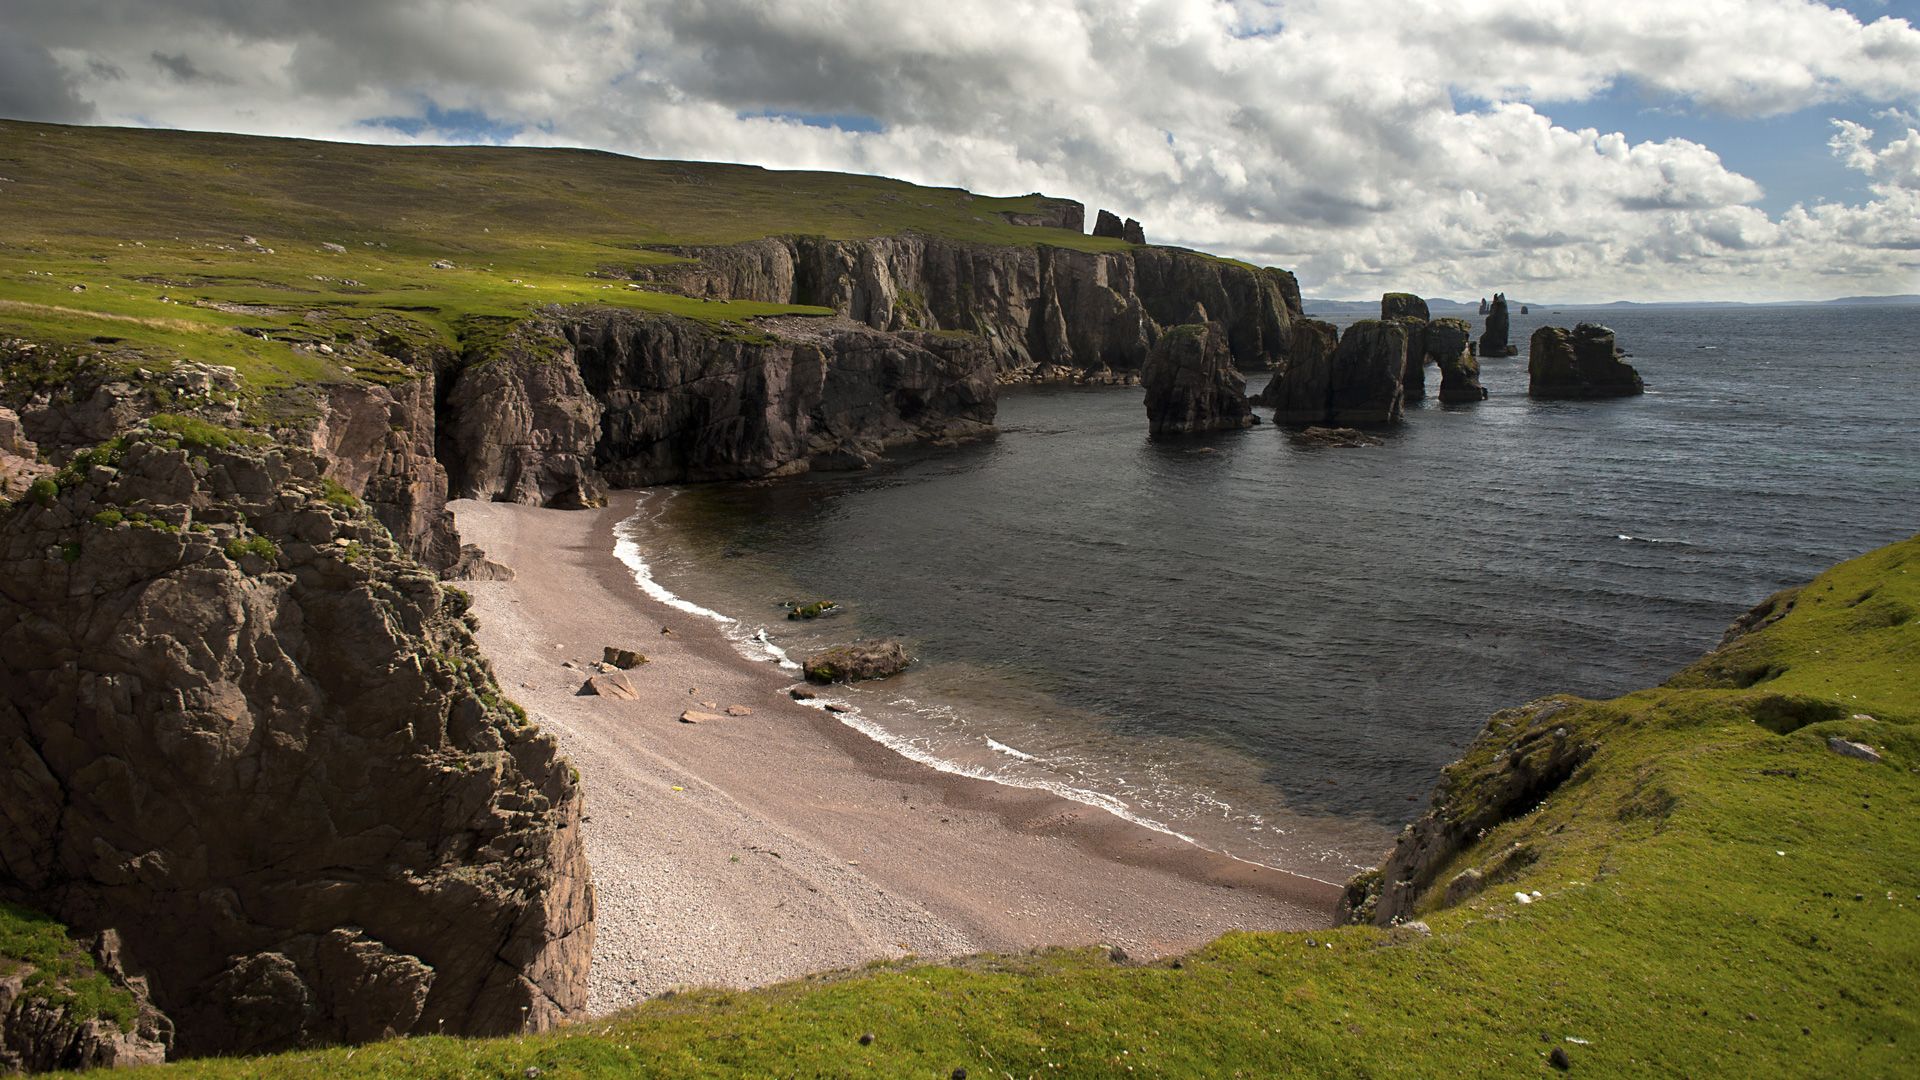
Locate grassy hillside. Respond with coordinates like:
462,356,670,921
132,535,1920,1078
0,120,1121,417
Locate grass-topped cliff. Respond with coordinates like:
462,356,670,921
134,534,1920,1077
0,119,1115,416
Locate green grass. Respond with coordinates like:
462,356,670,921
130,535,1919,1077
0,120,1129,419
0,902,137,1032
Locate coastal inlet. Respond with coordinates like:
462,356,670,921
622,301,1920,880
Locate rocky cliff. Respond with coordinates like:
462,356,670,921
440,310,997,499
0,432,592,1057
621,235,1301,379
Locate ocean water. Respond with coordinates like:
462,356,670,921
617,303,1920,880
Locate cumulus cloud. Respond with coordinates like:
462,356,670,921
3,0,1918,300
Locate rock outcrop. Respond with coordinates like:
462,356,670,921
804,640,912,683
1141,321,1255,436
1092,210,1125,239
622,235,1300,379
998,197,1084,232
1528,323,1644,398
311,378,463,571
1341,698,1593,926
1380,293,1429,322
439,329,608,507
0,434,592,1056
1121,218,1146,245
1479,293,1517,357
1256,318,1339,422
0,405,51,501
1427,318,1488,402
0,925,171,1072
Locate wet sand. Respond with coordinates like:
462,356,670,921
453,494,1340,1014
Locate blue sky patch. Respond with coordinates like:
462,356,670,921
360,102,523,143
739,109,885,134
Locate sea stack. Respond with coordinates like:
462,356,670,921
1428,317,1488,402
1479,293,1518,357
1528,323,1644,398
1381,293,1432,399
1256,318,1339,421
1143,320,1257,435
1328,320,1412,424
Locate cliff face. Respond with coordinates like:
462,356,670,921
310,378,464,571
0,924,171,1072
441,311,997,498
0,436,592,1056
625,235,1302,377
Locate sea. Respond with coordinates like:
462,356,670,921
613,303,1920,883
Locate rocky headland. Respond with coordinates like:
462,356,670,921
0,430,592,1058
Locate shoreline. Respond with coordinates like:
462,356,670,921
452,493,1341,1014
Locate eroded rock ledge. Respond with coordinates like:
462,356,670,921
0,435,592,1057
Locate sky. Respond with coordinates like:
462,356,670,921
2,0,1917,303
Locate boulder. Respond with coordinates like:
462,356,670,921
1326,320,1410,425
1528,324,1644,398
1092,210,1125,239
1141,322,1256,436
804,640,912,684
602,646,647,669
582,672,639,699
1380,292,1430,321
1256,318,1339,422
678,710,725,724
1428,318,1488,402
1826,736,1882,763
1121,218,1146,245
1479,293,1518,357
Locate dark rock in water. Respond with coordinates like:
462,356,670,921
1479,293,1518,357
1092,209,1125,239
805,639,912,684
1428,318,1488,402
0,436,592,1055
1290,426,1383,448
1142,322,1255,436
1520,304,1530,314
1392,316,1430,399
1478,297,1490,315
1327,320,1410,425
1380,292,1430,321
788,599,838,620
788,685,818,701
1256,318,1339,421
1122,218,1146,245
1528,323,1644,398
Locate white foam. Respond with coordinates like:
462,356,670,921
613,500,801,670
986,737,1042,763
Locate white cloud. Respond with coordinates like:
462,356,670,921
3,0,1918,301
